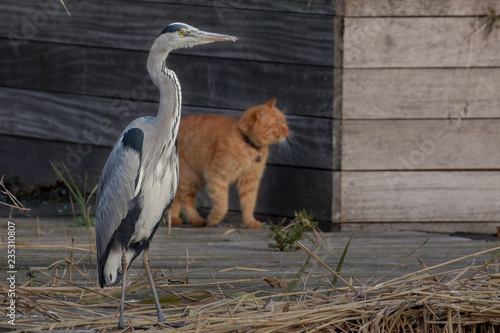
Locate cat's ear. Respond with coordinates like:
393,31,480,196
266,97,277,109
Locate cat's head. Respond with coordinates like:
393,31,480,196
238,98,289,147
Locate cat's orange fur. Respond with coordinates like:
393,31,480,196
170,98,289,229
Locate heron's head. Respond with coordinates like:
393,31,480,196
155,22,237,51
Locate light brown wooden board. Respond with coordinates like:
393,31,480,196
344,17,500,68
345,0,498,17
342,119,500,170
342,221,500,234
341,171,500,222
343,68,500,119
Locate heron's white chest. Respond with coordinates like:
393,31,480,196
130,153,178,243
155,161,164,179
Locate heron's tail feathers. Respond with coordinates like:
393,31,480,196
104,271,123,287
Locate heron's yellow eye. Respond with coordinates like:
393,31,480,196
179,29,185,35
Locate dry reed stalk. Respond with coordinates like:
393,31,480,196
2,246,500,332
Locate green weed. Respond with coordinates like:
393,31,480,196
50,162,98,251
268,209,319,252
482,7,500,37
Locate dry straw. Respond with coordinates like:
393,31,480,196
1,242,500,332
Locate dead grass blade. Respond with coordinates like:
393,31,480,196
0,175,31,216
3,241,500,332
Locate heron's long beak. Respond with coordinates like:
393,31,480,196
193,30,238,42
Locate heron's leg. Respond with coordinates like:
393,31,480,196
118,246,127,329
143,245,166,323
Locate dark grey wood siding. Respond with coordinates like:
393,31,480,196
0,1,338,226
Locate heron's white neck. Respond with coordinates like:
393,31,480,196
147,42,182,147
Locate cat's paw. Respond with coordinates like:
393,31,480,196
171,217,183,225
207,219,220,227
189,217,207,227
244,220,262,229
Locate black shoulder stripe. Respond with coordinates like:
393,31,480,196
122,128,144,157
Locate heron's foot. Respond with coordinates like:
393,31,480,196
244,219,262,229
189,216,207,227
171,216,183,225
117,317,127,330
157,313,166,323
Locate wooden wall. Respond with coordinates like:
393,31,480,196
0,1,339,227
4,0,498,232
341,0,500,233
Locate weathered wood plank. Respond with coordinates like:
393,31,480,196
344,17,500,68
11,217,498,292
342,221,500,235
1,0,334,66
341,171,500,222
343,68,500,119
0,135,336,222
138,0,336,15
342,119,500,170
202,171,339,223
0,88,337,170
0,135,110,189
0,39,334,118
345,0,498,17
235,165,336,222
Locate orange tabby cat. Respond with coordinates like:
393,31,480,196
170,98,289,229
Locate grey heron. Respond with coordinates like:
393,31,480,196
95,22,237,329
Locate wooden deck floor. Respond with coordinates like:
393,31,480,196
4,216,499,295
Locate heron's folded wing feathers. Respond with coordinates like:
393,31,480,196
95,139,142,260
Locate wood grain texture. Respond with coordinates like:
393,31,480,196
343,68,500,119
344,17,500,68
9,218,496,291
0,39,334,118
342,119,500,170
341,171,500,222
0,0,334,66
236,165,336,222
0,0,339,226
0,87,337,170
138,0,337,15
0,135,335,222
345,0,498,17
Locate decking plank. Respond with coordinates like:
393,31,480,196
7,217,498,292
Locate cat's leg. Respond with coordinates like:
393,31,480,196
177,169,207,227
180,183,207,227
236,173,263,229
206,178,229,226
169,197,183,225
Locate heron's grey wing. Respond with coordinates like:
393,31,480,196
95,127,144,271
